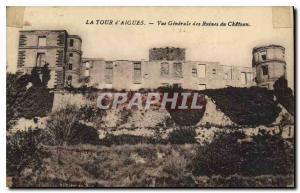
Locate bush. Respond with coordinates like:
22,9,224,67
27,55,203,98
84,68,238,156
192,131,294,177
117,108,132,126
45,105,100,145
168,128,197,144
6,66,54,130
159,85,207,126
78,105,106,123
7,128,48,177
195,174,294,187
201,87,281,125
192,131,245,176
240,130,294,176
273,76,294,115
18,86,54,119
6,73,28,129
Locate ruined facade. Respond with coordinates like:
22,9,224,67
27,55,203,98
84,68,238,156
16,30,286,90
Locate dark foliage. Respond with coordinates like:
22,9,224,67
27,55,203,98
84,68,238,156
158,85,207,126
192,131,294,177
78,105,107,122
273,76,294,115
45,105,100,146
6,66,53,130
30,67,42,87
117,108,132,126
65,123,101,145
41,64,51,87
200,87,281,126
6,73,28,129
168,128,197,144
191,131,245,176
7,129,48,177
194,175,294,188
239,130,294,176
18,86,54,119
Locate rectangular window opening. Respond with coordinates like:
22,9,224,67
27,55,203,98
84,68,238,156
173,62,183,78
36,53,46,67
262,66,268,76
161,62,169,76
85,69,89,77
105,62,113,84
38,36,46,47
192,68,197,77
133,62,142,84
240,72,247,85
69,39,74,47
212,69,216,75
198,64,206,78
198,84,206,90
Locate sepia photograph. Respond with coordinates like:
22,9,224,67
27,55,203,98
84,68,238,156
6,6,295,188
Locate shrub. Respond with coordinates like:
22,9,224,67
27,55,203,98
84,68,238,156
6,66,54,130
191,131,294,177
117,108,132,126
45,105,100,145
7,128,48,177
273,76,294,115
159,85,207,126
6,73,28,129
72,123,100,145
201,87,281,125
19,86,54,119
78,105,106,123
168,128,197,144
240,130,294,176
195,174,294,187
191,131,245,176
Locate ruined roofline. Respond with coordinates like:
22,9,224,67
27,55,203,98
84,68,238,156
80,57,251,69
150,47,185,50
68,35,82,42
252,44,285,53
19,30,82,41
20,30,68,33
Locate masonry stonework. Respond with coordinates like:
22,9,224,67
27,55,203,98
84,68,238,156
16,30,287,90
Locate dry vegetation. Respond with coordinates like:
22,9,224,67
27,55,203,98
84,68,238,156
6,74,295,188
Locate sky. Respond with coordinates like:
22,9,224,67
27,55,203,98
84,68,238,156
7,7,294,88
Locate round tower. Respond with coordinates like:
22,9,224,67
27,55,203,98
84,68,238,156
252,45,286,89
65,35,82,87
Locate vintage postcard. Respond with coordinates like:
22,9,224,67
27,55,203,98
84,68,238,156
6,6,294,188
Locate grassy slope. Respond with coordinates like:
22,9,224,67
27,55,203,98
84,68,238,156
13,144,294,188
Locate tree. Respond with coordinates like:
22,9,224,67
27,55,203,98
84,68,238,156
6,73,30,130
41,63,51,87
30,67,42,87
7,128,48,177
273,76,294,115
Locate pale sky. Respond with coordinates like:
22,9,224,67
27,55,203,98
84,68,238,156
7,7,294,88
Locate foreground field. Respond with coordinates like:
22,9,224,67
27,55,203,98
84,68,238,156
11,144,294,188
